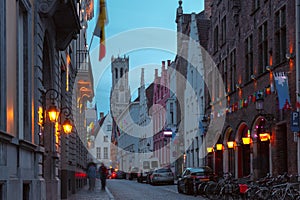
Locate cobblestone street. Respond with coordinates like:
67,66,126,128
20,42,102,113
64,179,114,200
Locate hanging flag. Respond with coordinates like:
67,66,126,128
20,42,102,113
273,72,291,110
94,0,108,61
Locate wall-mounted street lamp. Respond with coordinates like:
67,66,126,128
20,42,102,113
255,93,264,112
216,143,223,151
266,65,273,72
227,141,235,149
286,53,295,60
242,137,251,145
207,147,213,153
43,89,73,134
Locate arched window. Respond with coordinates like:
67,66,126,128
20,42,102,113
120,68,123,78
115,68,118,79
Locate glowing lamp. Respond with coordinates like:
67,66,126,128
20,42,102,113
242,137,251,145
48,105,59,122
207,147,213,153
216,144,223,151
62,118,73,134
259,133,270,142
227,141,235,149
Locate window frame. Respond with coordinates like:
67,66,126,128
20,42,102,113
245,35,254,81
17,0,32,141
0,0,6,130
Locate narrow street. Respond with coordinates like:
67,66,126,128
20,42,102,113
106,179,207,200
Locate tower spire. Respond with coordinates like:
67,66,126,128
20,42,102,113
176,0,183,23
141,68,145,87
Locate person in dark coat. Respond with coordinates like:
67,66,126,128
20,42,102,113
98,163,108,190
87,163,97,191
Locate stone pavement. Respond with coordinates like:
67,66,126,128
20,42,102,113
64,179,114,200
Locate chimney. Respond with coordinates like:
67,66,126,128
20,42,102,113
167,60,171,67
100,112,104,119
155,69,158,78
204,0,212,19
162,61,165,70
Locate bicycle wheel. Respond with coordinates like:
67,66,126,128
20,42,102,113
271,190,283,200
205,182,221,200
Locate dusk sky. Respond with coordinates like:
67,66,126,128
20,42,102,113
87,0,204,116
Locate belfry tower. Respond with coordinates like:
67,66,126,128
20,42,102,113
110,55,131,118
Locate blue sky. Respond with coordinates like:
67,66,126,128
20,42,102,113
87,0,204,116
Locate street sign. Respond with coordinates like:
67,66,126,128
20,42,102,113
291,111,300,132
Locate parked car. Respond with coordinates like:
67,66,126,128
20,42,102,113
127,167,139,180
177,166,215,195
146,169,155,184
137,158,160,183
149,168,174,185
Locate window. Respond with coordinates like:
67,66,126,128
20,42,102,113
115,68,118,79
103,135,108,142
222,58,228,93
107,124,112,131
275,7,286,64
0,0,5,130
252,0,260,11
23,183,30,200
170,102,174,124
120,68,123,78
18,0,32,141
0,182,3,200
213,26,219,52
245,35,253,81
104,147,108,159
258,22,268,74
96,147,101,159
214,65,219,100
221,16,226,45
230,49,236,92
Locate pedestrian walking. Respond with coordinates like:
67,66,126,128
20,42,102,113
99,163,108,190
87,162,97,191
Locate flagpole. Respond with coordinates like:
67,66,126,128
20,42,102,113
88,32,95,52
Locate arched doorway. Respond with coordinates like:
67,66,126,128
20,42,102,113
224,127,235,176
237,123,251,178
252,117,270,178
214,135,223,177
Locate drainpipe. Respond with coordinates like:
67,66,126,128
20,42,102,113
296,0,300,180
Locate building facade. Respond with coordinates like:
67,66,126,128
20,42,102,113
184,12,206,169
206,0,297,179
152,61,171,167
90,112,112,167
0,0,94,199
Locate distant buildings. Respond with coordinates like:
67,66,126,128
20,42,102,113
90,112,113,168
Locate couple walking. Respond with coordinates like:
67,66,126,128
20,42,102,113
87,162,108,191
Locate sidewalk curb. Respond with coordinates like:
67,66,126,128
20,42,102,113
105,186,115,200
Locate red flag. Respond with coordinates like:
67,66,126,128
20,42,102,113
94,0,107,61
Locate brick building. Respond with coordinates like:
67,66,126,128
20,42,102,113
153,61,171,167
205,0,297,179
